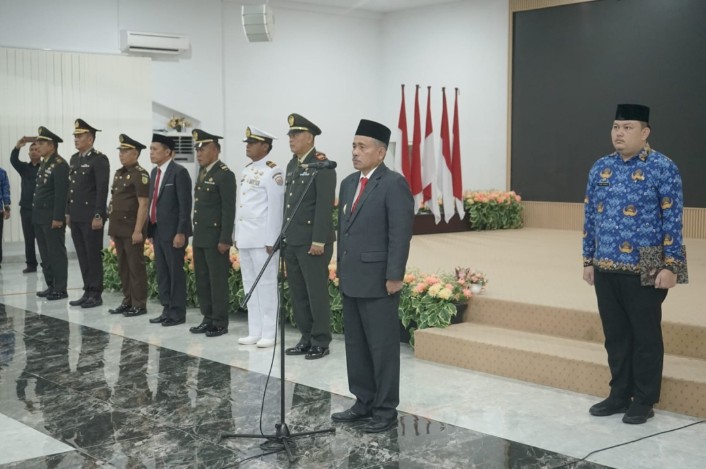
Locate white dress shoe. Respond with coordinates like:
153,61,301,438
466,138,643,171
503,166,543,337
256,338,276,348
238,336,260,345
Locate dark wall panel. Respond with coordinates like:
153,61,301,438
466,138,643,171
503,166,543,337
511,0,706,207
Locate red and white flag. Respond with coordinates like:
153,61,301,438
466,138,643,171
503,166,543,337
438,87,455,222
452,88,464,219
394,85,410,181
422,86,440,223
410,85,424,212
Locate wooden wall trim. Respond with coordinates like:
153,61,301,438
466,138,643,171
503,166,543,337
521,202,706,239
510,0,596,13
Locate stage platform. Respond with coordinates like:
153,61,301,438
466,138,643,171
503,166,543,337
408,228,706,418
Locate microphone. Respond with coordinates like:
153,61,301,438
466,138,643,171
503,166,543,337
301,160,337,170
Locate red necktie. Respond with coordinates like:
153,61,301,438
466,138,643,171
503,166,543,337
352,177,368,213
150,168,161,223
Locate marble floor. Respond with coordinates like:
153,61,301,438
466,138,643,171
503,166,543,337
1,257,705,468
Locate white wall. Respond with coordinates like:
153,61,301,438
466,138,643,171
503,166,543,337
222,1,384,177
0,0,509,190
382,0,510,191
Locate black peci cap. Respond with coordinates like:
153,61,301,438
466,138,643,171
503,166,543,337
615,104,650,123
355,119,391,146
152,133,175,151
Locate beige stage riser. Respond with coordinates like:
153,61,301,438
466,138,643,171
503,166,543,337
415,328,706,419
468,297,706,361
520,201,706,239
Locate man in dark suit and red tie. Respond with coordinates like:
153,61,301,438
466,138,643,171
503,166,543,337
331,119,414,433
147,134,193,327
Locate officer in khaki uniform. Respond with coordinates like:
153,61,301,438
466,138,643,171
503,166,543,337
108,134,150,317
32,126,70,300
189,129,236,338
283,113,336,359
66,119,110,308
236,126,284,348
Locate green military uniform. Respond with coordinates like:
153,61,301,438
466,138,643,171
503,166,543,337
67,119,110,306
32,126,70,298
108,134,150,314
283,114,336,353
192,129,236,332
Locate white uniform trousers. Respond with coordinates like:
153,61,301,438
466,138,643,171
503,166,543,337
240,247,279,340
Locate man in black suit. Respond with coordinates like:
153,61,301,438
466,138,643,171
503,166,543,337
331,119,414,433
147,134,193,327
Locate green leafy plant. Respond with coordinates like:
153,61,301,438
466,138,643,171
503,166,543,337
463,190,523,230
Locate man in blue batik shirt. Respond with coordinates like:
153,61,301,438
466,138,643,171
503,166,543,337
582,104,686,425
0,166,11,268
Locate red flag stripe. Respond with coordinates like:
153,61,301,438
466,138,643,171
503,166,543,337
397,84,410,181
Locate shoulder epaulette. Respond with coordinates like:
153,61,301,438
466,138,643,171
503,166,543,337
266,161,277,168
56,156,64,164
315,152,327,161
219,162,230,172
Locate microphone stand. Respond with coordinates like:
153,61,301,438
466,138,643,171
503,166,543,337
219,166,335,463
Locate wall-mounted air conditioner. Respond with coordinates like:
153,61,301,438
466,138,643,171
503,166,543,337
121,30,190,55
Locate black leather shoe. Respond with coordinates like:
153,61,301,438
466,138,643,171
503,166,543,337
124,307,147,317
622,402,654,424
589,397,631,417
81,297,103,309
205,326,228,337
109,304,132,315
162,318,186,327
285,343,311,355
149,315,166,324
363,416,398,433
36,288,53,298
190,323,211,334
69,296,88,306
305,346,329,360
46,291,68,301
23,266,37,274
331,408,371,422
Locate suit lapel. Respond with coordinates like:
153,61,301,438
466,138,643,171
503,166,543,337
346,164,387,227
341,174,359,229
158,161,175,200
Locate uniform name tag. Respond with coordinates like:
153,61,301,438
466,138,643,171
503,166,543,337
598,182,610,187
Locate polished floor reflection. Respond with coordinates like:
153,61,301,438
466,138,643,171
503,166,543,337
0,304,607,468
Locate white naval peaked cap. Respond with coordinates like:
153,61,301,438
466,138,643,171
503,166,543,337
243,126,277,143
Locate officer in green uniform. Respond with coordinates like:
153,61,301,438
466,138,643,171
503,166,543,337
189,129,236,338
32,126,70,300
66,119,110,308
108,134,150,317
283,113,336,359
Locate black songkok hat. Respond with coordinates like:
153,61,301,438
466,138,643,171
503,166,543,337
355,119,391,146
73,118,101,135
152,133,175,151
287,113,322,136
37,126,63,143
615,104,650,123
192,129,223,149
117,134,146,150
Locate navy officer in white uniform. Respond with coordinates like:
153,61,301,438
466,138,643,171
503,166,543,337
235,126,285,348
